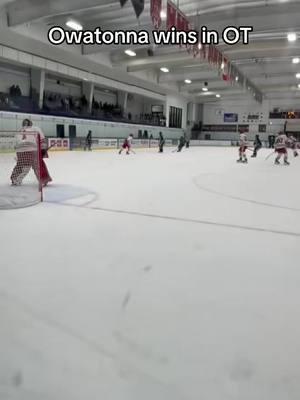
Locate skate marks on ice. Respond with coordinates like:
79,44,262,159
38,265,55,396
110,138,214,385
0,289,184,400
122,291,132,310
121,265,153,311
113,331,169,366
46,201,300,238
0,184,40,210
43,184,98,207
0,289,115,361
192,175,300,213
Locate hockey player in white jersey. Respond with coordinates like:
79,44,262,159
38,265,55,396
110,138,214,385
287,134,299,158
274,132,289,165
237,130,248,163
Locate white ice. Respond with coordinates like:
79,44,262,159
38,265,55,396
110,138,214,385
0,146,300,400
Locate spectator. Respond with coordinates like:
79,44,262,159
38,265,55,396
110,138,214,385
16,85,22,96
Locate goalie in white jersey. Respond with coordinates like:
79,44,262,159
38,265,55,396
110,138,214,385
237,130,248,163
11,119,52,186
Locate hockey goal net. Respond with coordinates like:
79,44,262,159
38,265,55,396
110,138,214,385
0,130,43,209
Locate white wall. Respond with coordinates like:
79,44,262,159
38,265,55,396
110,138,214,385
187,103,203,124
0,64,30,96
0,111,183,139
44,77,81,97
202,99,272,140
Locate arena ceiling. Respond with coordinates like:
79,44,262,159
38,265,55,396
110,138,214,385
3,0,300,105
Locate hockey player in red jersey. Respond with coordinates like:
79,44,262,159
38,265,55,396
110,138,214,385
274,132,289,165
237,130,248,163
119,134,133,155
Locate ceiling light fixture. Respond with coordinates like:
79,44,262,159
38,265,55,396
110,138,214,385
202,87,208,92
216,94,221,98
198,43,202,50
160,67,169,73
298,84,300,88
184,79,192,84
160,10,167,19
124,49,136,57
292,57,300,64
66,19,83,31
296,73,300,79
287,33,297,42
221,62,225,70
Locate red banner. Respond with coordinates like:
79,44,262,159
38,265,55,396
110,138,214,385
150,0,162,29
200,44,207,60
176,11,188,31
222,57,231,81
191,42,198,57
166,0,177,30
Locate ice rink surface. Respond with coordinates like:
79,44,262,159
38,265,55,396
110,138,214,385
1,146,300,399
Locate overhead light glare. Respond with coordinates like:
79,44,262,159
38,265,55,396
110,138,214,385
184,79,192,84
296,73,300,78
202,87,208,92
160,67,169,73
124,49,136,57
287,33,297,42
292,57,300,64
216,94,221,98
160,10,167,19
66,19,83,31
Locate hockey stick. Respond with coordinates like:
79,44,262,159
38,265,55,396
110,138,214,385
265,151,275,160
45,144,55,152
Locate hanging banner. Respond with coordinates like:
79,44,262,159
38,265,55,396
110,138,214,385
192,42,200,58
150,0,162,29
176,11,187,30
200,44,207,60
166,0,177,30
222,57,231,81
